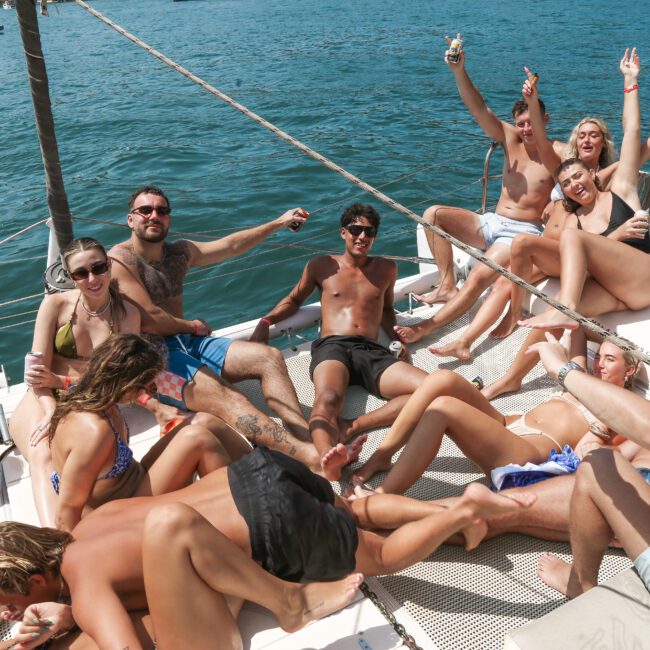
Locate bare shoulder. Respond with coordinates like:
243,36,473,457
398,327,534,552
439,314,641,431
59,412,111,448
108,242,137,266
308,254,339,276
370,256,397,275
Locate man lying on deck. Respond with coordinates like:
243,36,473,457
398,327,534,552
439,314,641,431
0,448,535,649
395,36,564,345
109,185,322,473
250,203,428,479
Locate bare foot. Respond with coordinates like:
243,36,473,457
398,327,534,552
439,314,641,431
537,552,573,596
321,436,367,481
413,285,458,305
481,375,522,401
351,450,393,484
394,322,433,345
337,416,356,442
461,518,489,551
428,338,471,361
461,482,537,519
280,572,364,632
518,310,579,331
489,308,521,339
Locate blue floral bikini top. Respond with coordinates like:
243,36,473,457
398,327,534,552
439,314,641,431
50,412,133,494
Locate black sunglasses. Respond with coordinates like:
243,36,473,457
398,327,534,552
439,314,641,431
131,205,171,217
67,260,110,281
346,224,377,238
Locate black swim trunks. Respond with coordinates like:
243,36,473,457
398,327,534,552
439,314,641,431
309,335,398,396
228,447,358,583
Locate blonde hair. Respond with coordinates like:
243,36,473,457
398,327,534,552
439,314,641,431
0,522,72,596
61,236,127,325
564,117,617,169
602,336,641,389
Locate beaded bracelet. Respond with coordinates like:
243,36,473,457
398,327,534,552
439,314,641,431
624,84,639,93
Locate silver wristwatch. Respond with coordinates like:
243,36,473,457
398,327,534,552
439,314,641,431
556,360,585,388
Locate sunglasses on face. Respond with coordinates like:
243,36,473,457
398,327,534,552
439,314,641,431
346,224,377,238
130,205,171,217
67,260,110,281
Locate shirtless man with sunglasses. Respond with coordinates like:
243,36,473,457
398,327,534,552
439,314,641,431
109,186,323,473
250,204,427,479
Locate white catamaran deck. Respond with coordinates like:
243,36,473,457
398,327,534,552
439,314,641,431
0,298,644,649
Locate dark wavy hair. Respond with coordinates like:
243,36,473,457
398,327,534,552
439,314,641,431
556,157,602,213
340,203,381,231
49,334,163,441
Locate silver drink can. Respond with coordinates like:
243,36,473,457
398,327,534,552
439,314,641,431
389,340,403,358
0,404,10,444
24,351,44,384
634,209,649,233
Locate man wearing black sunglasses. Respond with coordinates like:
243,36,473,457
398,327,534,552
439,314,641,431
109,185,322,473
251,204,427,480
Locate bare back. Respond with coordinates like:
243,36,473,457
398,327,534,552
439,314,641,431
313,255,396,339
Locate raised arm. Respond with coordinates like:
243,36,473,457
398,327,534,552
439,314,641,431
444,36,506,143
249,258,319,343
521,67,561,173
185,208,308,267
109,250,210,336
611,48,642,206
528,332,650,449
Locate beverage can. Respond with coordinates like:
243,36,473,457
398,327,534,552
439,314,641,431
471,375,484,390
0,404,10,444
24,351,44,384
447,36,463,63
389,340,403,358
289,208,308,232
634,209,649,232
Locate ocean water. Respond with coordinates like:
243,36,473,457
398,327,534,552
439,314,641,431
0,0,647,380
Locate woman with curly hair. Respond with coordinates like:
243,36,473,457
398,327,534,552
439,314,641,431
48,333,243,532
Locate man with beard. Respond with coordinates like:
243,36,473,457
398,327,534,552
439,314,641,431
109,186,322,472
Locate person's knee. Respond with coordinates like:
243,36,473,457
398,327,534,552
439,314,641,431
510,234,537,260
177,424,224,453
579,447,617,480
559,227,585,252
144,503,199,543
464,266,495,294
423,205,446,226
426,369,461,393
312,388,344,416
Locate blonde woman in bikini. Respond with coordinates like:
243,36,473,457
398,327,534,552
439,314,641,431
9,237,141,525
352,331,637,492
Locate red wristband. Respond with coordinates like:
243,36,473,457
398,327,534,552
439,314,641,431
63,375,71,390
624,84,638,93
260,317,272,326
193,322,200,336
137,393,152,407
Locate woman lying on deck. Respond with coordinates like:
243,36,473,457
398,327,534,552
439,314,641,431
351,331,638,492
47,333,250,532
520,48,650,333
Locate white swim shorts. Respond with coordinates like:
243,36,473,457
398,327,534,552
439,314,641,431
477,212,543,247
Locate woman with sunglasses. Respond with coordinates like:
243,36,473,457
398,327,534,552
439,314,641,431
47,333,241,533
10,237,140,526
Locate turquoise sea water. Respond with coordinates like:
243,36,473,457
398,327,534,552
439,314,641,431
0,0,647,380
